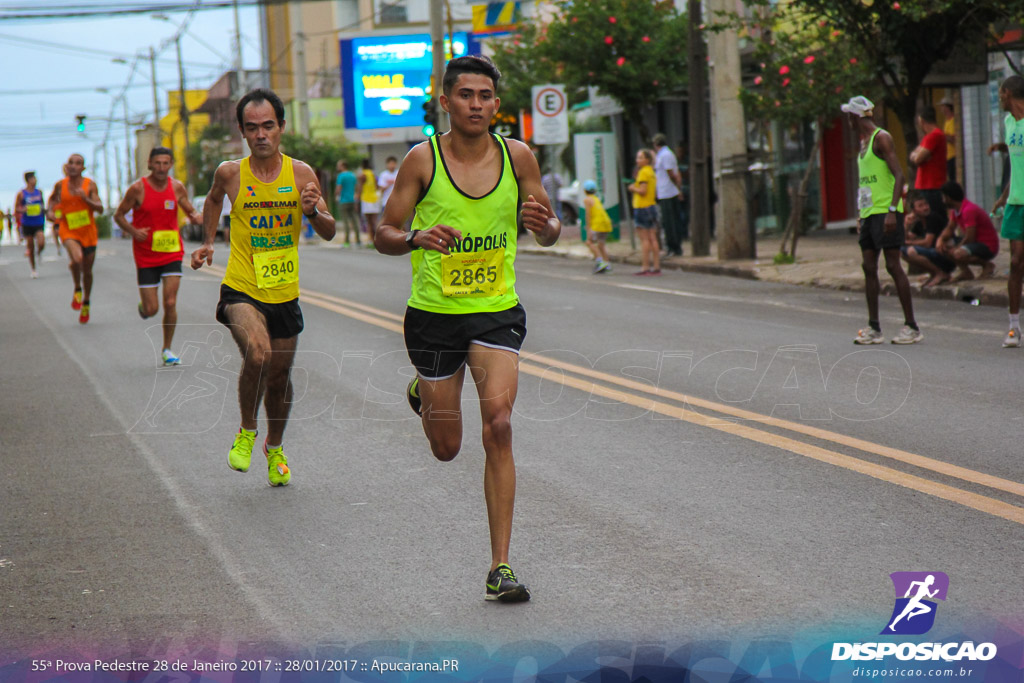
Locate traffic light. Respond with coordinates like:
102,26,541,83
75,114,86,133
422,98,438,137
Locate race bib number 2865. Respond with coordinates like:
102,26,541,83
441,248,505,298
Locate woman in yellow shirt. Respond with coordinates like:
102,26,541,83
356,158,380,241
628,148,660,275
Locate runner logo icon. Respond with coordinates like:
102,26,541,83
881,571,949,635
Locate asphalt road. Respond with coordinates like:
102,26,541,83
1,237,1021,666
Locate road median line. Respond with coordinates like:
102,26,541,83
198,266,1024,524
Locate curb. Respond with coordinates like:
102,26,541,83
518,244,1010,308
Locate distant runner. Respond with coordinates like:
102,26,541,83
48,154,103,324
114,146,202,366
15,171,46,278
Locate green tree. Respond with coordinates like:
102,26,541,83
730,7,875,259
493,0,689,143
281,133,363,210
490,23,571,123
187,124,233,196
740,0,1024,151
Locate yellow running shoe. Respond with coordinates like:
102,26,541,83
264,442,290,487
228,428,256,472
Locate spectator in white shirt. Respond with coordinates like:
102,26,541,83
653,133,684,256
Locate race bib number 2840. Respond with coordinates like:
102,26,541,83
252,247,299,289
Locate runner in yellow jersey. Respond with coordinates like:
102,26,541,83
374,55,561,602
190,88,336,486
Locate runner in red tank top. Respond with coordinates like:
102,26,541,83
114,147,202,365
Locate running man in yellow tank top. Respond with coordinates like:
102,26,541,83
842,95,922,345
191,88,336,486
374,55,561,602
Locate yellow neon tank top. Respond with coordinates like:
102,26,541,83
857,129,903,219
222,155,303,303
407,133,519,314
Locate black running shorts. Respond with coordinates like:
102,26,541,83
404,303,527,380
215,284,304,340
859,212,905,252
137,260,183,287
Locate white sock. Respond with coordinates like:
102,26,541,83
1010,313,1020,329
266,442,281,451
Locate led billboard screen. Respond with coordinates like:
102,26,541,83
340,32,474,131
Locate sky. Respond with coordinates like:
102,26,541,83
0,1,264,208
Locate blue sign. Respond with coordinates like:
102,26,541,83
340,32,474,131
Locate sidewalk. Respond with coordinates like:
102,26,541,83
519,223,1013,308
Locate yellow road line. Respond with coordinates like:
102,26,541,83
197,266,1024,524
518,364,1024,526
526,353,1024,500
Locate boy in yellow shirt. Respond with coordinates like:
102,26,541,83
583,179,612,273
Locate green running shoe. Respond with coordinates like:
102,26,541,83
264,442,291,487
228,428,256,472
407,377,422,416
485,563,531,603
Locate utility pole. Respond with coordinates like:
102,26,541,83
233,0,245,97
149,46,161,149
687,0,711,256
430,0,447,132
114,144,124,204
174,33,192,193
290,4,310,136
708,0,753,259
103,143,112,212
122,97,133,181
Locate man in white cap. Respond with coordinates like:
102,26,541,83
842,95,922,344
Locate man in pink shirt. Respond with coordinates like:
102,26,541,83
936,181,999,282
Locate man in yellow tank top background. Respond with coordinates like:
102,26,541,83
191,88,336,487
842,96,922,345
374,55,560,602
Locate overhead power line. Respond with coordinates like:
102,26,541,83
0,0,335,21
0,31,222,69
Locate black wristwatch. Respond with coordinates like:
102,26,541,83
405,230,420,250
304,208,319,220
